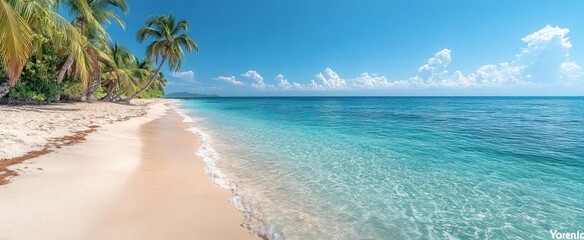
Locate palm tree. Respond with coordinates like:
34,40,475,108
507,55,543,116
81,27,117,101
0,0,33,98
153,72,167,89
134,58,167,98
127,13,198,100
102,42,149,101
1,0,92,99
56,0,128,102
8,0,95,101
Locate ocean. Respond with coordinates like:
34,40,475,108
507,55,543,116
174,97,584,239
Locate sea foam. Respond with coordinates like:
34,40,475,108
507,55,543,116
169,103,275,239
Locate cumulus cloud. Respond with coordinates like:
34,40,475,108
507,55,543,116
468,63,526,85
514,25,577,83
521,25,572,51
241,70,267,89
276,74,291,89
353,73,394,89
313,68,348,89
417,49,451,81
276,74,303,90
409,48,528,89
214,76,245,86
170,71,195,82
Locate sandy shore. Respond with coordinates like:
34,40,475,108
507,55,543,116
0,101,256,239
0,101,150,160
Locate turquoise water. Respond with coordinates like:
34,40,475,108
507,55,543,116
177,97,584,240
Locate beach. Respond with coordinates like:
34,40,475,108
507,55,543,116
0,100,255,239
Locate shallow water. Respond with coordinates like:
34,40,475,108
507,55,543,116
178,97,584,240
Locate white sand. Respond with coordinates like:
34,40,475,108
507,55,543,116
0,100,150,160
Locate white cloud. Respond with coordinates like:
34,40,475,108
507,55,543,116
417,49,451,81
521,25,572,50
276,74,303,90
430,63,528,89
276,74,290,88
560,62,583,82
514,25,575,83
214,76,245,86
170,71,195,82
241,70,266,89
469,63,526,86
403,49,526,89
313,68,348,89
241,70,264,81
353,73,393,89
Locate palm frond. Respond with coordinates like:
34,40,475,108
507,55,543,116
0,0,33,85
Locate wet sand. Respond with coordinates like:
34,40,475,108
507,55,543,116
88,108,255,239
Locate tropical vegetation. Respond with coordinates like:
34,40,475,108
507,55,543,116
0,0,197,103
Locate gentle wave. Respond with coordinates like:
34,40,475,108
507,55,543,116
169,103,279,239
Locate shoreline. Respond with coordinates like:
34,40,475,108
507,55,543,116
0,100,256,239
171,104,271,239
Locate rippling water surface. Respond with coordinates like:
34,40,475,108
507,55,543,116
178,97,584,239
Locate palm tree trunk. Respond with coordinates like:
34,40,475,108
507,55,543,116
57,53,74,83
86,79,97,103
127,56,167,100
86,88,98,102
85,47,102,103
54,53,75,102
84,79,98,102
87,76,103,103
103,84,115,102
0,81,10,99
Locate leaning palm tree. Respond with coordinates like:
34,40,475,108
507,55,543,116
102,42,149,101
127,13,198,100
82,27,117,101
0,0,32,98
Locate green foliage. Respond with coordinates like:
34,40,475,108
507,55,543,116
139,85,165,99
96,84,107,99
139,72,166,99
7,39,63,102
8,77,59,102
61,79,84,100
137,13,199,73
0,64,6,80
21,35,62,79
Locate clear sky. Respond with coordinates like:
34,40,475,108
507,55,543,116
106,0,584,96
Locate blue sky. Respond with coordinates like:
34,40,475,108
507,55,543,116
106,0,584,96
